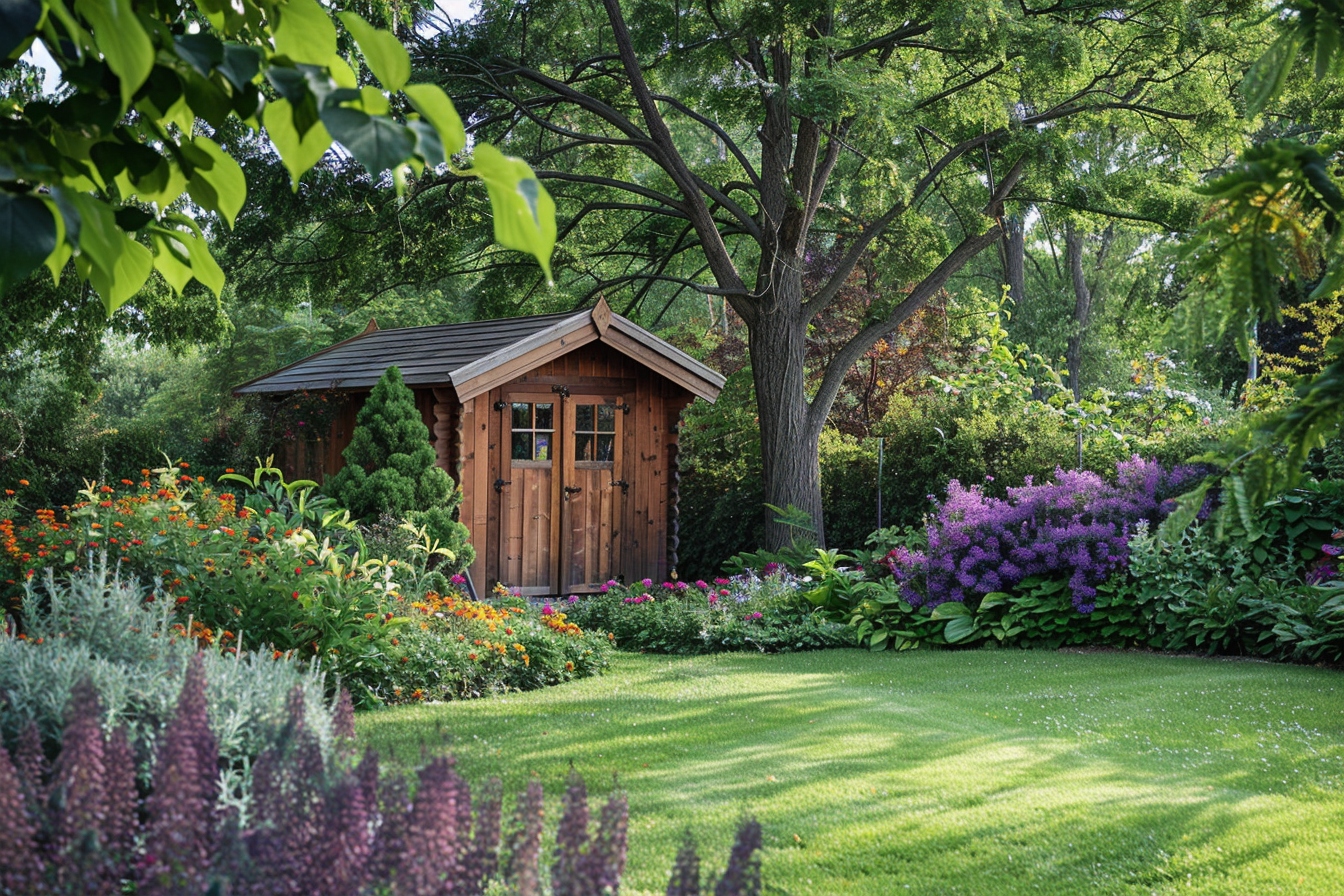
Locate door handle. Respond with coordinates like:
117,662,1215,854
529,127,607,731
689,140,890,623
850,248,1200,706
564,486,583,496
493,478,511,493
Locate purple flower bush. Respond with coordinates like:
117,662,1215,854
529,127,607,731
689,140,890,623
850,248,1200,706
887,457,1205,612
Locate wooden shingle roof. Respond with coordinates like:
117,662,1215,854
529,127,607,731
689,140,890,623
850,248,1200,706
233,299,725,402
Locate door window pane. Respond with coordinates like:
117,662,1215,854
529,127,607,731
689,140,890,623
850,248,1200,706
511,401,554,463
597,404,616,432
596,434,615,461
575,404,594,432
574,433,594,461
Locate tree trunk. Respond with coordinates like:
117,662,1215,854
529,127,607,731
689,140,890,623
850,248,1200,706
1002,214,1026,308
1064,223,1091,400
749,278,824,551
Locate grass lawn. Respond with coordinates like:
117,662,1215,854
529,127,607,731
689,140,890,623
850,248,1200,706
357,649,1344,895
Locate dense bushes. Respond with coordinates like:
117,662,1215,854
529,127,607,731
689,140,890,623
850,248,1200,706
568,571,849,655
0,655,764,896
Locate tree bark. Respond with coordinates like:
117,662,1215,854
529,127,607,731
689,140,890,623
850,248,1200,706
1064,222,1114,399
1002,214,1026,309
748,270,825,549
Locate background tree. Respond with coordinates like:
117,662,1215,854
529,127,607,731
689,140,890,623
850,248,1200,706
422,0,1258,546
325,366,473,571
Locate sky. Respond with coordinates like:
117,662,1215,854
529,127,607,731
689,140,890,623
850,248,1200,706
23,0,478,95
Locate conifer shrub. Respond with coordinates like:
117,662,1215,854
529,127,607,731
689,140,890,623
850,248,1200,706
0,657,763,895
324,366,473,573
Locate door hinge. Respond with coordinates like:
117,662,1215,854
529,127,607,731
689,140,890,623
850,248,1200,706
551,385,571,398
615,402,631,414
610,479,630,494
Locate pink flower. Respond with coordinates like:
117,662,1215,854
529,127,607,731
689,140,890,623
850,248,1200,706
542,603,554,616
695,580,708,589
450,573,466,585
708,594,718,604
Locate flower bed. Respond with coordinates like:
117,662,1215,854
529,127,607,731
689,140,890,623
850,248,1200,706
568,571,849,654
1,461,612,704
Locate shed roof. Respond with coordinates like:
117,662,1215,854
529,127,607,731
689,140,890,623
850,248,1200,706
232,298,725,402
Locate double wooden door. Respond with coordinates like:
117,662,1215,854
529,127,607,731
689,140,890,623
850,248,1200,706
498,391,624,594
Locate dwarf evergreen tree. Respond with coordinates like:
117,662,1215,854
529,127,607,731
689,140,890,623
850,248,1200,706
325,366,472,571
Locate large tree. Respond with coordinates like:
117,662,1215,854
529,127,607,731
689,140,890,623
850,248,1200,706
419,0,1257,545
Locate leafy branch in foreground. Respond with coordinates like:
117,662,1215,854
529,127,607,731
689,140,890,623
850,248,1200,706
1173,3,1344,527
0,0,555,314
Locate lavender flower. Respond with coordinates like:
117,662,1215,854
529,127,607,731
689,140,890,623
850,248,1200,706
666,830,701,896
506,779,545,896
715,818,762,896
551,771,591,896
0,742,44,894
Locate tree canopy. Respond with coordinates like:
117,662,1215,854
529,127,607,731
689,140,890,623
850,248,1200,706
419,0,1261,545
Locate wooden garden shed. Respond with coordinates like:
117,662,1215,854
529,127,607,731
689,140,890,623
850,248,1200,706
234,299,724,595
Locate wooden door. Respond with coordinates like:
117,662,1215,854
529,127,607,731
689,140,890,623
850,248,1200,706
499,396,559,594
561,396,624,592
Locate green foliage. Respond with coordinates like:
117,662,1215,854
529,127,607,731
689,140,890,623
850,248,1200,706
323,366,472,573
0,0,554,319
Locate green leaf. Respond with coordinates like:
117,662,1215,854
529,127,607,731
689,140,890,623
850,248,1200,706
69,194,152,314
75,0,154,110
403,83,466,156
0,191,57,296
408,119,445,169
218,44,262,92
149,228,194,295
338,12,411,92
183,136,247,228
978,592,1009,610
273,0,338,66
930,601,970,618
469,142,556,281
264,97,333,189
320,105,415,178
0,0,43,60
943,615,978,644
174,33,224,77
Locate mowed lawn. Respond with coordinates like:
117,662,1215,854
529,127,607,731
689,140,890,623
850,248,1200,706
357,649,1344,895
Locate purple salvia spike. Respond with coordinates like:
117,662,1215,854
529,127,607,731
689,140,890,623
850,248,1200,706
139,655,219,896
551,770,591,896
400,755,462,895
13,721,48,820
49,677,109,890
309,774,372,896
507,780,545,896
582,790,628,895
102,725,139,886
0,742,45,894
461,777,502,896
333,689,357,742
371,774,411,887
714,819,762,896
665,830,701,896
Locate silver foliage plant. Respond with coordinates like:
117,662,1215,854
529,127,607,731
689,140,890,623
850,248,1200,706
0,559,338,790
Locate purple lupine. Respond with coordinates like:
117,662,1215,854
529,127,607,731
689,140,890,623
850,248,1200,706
581,791,628,894
309,773,373,896
0,742,44,894
665,830,701,896
551,771,591,896
715,819,762,896
371,774,412,886
506,779,545,896
139,655,220,896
